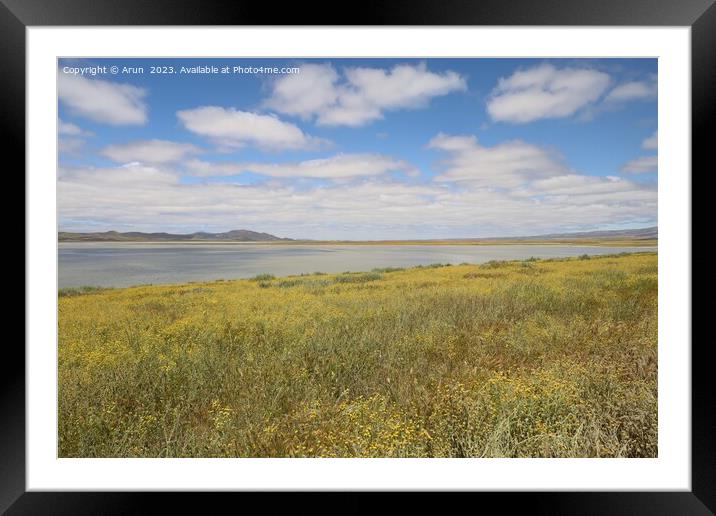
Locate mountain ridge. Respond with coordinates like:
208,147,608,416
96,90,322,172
505,226,657,241
58,226,657,242
58,229,291,242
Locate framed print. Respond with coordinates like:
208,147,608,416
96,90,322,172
7,0,710,512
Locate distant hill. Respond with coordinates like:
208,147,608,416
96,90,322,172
514,226,658,241
59,226,657,243
59,229,291,242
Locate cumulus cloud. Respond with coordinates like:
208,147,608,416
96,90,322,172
522,174,656,204
58,72,148,125
486,64,611,123
176,106,324,151
183,160,244,177
101,139,201,164
186,154,418,179
58,164,440,237
59,119,91,136
620,131,658,174
428,133,569,187
621,155,658,174
264,64,340,120
642,131,658,150
58,138,86,155
604,79,657,104
59,162,176,187
59,135,657,239
265,62,466,127
58,118,93,156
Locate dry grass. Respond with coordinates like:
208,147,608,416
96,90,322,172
58,252,657,457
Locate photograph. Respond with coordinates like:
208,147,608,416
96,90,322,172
56,57,658,459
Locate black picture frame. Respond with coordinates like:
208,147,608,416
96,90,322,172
6,0,708,513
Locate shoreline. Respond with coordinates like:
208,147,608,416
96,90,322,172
58,250,658,291
58,239,658,247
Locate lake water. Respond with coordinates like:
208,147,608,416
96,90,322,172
58,243,657,288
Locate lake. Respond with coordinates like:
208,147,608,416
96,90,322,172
58,243,657,288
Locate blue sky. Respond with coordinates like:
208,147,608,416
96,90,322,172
58,58,657,239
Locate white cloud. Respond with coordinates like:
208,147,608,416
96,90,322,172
428,133,569,187
621,155,658,174
265,63,466,127
58,119,91,136
58,118,92,156
620,130,658,174
186,154,417,179
183,160,244,177
58,138,86,155
101,139,201,164
642,131,658,150
264,64,340,120
523,174,656,204
59,136,656,239
59,162,176,188
486,64,611,123
58,72,148,125
604,79,657,104
176,106,324,151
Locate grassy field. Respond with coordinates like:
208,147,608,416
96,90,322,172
58,252,657,458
